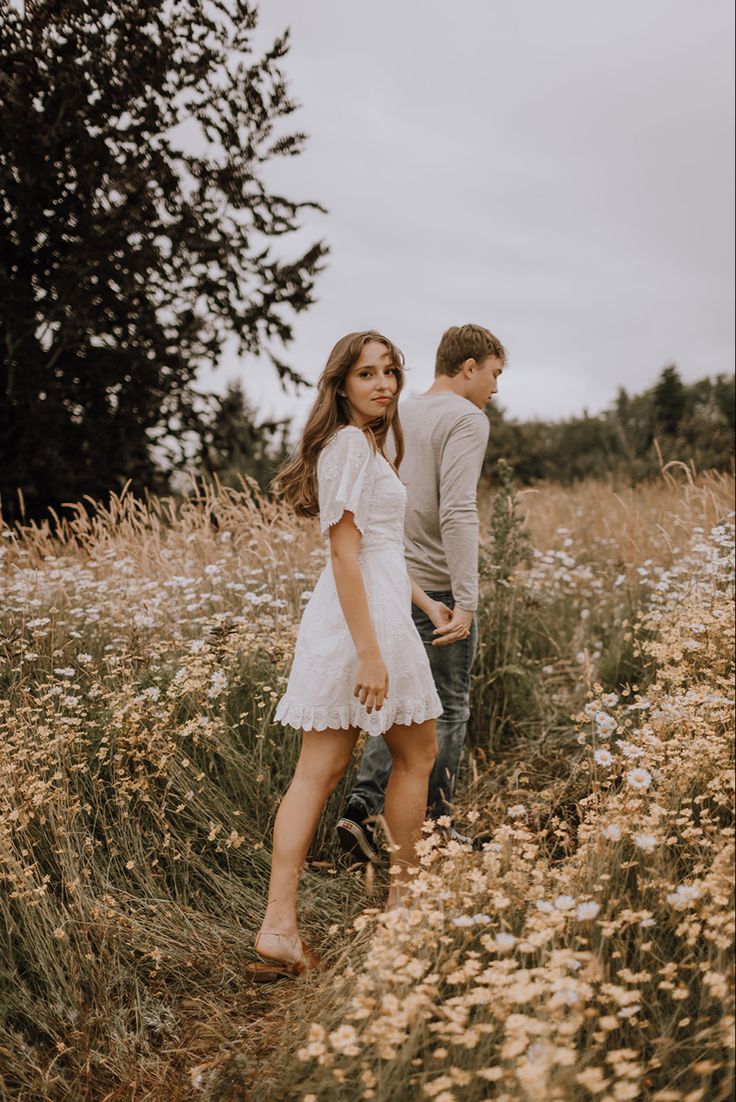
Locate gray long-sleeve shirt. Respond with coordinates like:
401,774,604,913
391,393,489,611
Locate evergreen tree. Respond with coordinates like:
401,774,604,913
652,364,686,437
611,386,636,478
0,0,326,521
198,381,289,492
712,374,735,431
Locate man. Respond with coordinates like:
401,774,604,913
337,323,506,859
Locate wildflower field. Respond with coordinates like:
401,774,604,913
1,469,733,1102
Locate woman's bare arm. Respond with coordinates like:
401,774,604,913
329,512,389,713
409,578,451,622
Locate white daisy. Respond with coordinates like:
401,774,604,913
627,767,652,790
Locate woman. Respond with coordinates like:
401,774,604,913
247,331,448,982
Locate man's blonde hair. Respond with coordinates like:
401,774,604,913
435,324,506,377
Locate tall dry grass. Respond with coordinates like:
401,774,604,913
0,472,733,1101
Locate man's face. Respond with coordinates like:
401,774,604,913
466,355,504,410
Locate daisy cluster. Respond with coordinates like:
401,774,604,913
0,486,312,1069
1,477,733,1101
293,516,734,1102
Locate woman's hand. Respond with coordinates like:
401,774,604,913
432,606,474,647
425,599,453,631
354,652,390,713
409,578,453,631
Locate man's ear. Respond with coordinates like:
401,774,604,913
461,358,477,377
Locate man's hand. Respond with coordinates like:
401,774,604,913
432,606,474,647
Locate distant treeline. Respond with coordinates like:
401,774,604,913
483,366,734,485
201,365,734,495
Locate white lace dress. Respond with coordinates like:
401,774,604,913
275,426,443,737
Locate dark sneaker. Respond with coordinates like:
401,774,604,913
336,806,380,863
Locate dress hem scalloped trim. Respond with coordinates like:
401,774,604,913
274,693,442,737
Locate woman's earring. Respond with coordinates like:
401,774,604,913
337,391,345,397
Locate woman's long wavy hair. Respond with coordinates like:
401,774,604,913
274,330,406,518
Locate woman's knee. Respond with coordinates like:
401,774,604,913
294,730,356,794
324,762,350,794
422,735,439,773
388,730,437,775
294,754,351,794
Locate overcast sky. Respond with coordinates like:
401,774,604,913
201,0,734,427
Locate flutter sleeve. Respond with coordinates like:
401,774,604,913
317,427,376,537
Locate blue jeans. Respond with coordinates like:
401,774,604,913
345,591,478,822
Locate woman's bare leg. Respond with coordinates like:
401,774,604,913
257,726,358,962
382,719,437,909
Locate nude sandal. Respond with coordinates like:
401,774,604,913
245,931,321,983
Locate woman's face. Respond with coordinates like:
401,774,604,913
341,340,400,426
